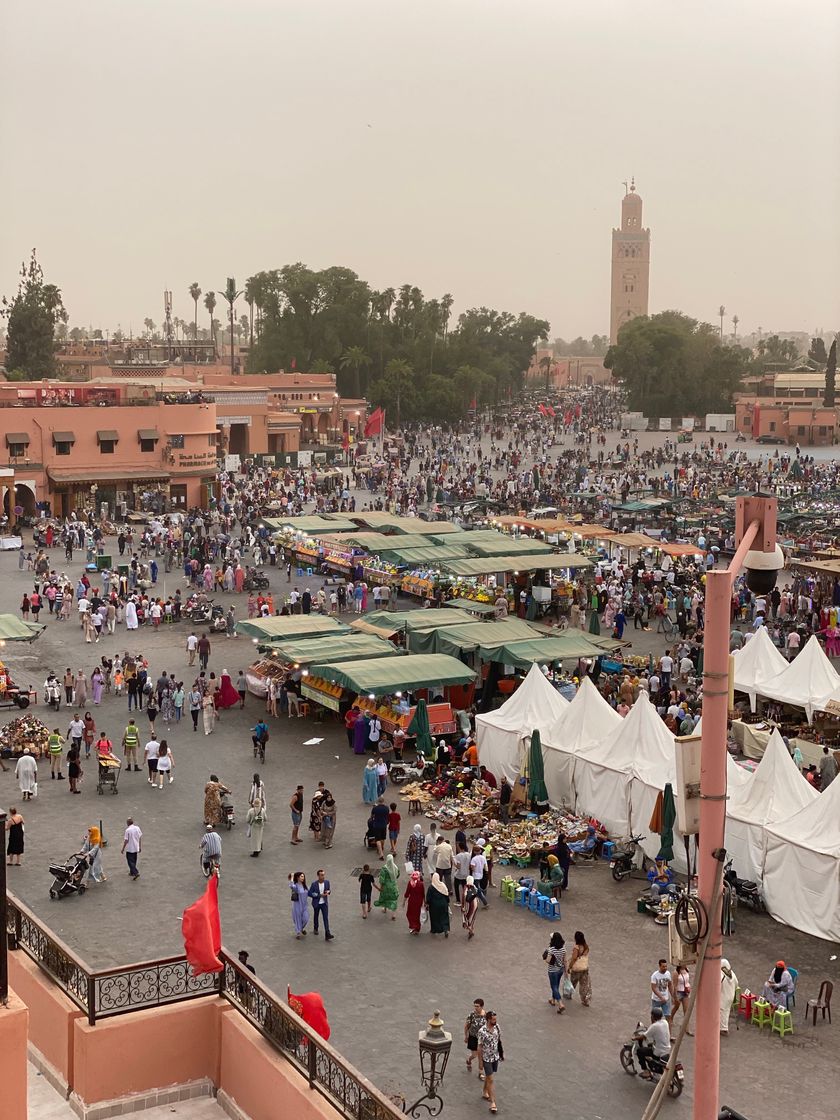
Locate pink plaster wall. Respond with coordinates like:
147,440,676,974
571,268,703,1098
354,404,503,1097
8,951,82,1085
0,992,29,1120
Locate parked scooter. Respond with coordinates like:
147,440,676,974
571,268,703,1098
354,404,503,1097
610,834,647,882
723,859,765,912
619,1021,685,1098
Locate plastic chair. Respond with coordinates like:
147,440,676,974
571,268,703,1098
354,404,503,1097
786,967,798,1010
751,999,773,1029
805,980,833,1026
514,886,528,907
771,1008,793,1038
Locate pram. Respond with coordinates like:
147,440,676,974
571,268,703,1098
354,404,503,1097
49,852,91,899
97,755,121,794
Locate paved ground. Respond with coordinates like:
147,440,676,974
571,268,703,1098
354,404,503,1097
29,1063,225,1120
2,513,838,1120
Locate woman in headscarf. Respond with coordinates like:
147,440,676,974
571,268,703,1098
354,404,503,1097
461,875,479,940
204,775,230,826
90,667,104,707
426,872,451,937
15,748,38,801
362,758,379,804
234,564,245,594
406,823,425,873
74,670,88,708
720,959,738,1034
403,868,426,934
202,564,214,592
201,691,217,735
289,871,310,938
353,710,368,755
761,961,794,1009
216,670,240,710
246,797,267,857
540,854,565,898
373,853,399,920
81,825,106,883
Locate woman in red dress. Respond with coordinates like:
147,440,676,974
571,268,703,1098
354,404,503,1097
215,670,241,710
403,870,426,935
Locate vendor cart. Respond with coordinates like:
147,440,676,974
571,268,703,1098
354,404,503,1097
0,660,34,709
97,756,121,795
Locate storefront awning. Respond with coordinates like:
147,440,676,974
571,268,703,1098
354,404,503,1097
5,433,30,447
439,554,592,576
52,431,76,445
47,467,170,485
483,634,608,668
138,429,160,442
307,653,476,696
409,618,539,656
258,632,398,664
235,616,349,641
97,430,119,443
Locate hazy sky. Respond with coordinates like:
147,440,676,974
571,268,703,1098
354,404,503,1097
2,0,838,341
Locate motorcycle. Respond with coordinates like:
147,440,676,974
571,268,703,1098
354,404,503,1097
209,605,228,632
243,568,270,592
620,1022,685,1098
610,834,648,882
187,596,215,624
724,859,765,912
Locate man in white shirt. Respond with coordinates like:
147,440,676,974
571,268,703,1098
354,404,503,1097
433,835,455,894
650,959,674,1017
186,632,198,666
786,630,801,659
143,737,160,784
67,714,85,753
637,1008,671,1078
121,818,142,879
470,842,489,907
659,652,673,692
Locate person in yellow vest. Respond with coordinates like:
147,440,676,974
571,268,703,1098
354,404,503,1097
48,728,65,780
122,719,141,771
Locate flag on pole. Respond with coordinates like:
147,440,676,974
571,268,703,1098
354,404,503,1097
182,874,223,975
365,407,384,438
290,357,297,370
470,397,477,411
546,404,556,418
537,403,548,416
288,987,331,1040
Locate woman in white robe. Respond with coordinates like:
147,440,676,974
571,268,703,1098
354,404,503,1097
125,599,139,630
15,749,38,800
720,958,738,1034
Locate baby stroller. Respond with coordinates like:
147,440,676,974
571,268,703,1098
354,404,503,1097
220,791,235,830
49,852,91,899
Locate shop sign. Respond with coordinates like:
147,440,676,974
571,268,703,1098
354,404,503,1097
302,682,341,712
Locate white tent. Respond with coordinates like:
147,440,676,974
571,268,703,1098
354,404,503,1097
725,729,817,885
542,677,621,806
731,626,789,712
763,772,840,941
476,663,568,784
756,634,840,721
573,691,676,840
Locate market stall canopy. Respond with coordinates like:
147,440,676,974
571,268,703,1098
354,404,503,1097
349,619,402,639
476,663,569,784
0,614,45,642
258,632,398,665
430,529,513,545
377,544,472,565
465,537,554,557
439,554,591,577
605,532,658,549
307,653,476,696
350,513,462,534
755,634,840,720
579,690,676,783
365,609,473,633
544,676,622,755
657,540,706,557
490,516,575,535
483,633,607,667
236,616,349,641
443,598,497,616
266,515,359,534
328,532,436,551
529,625,623,652
731,626,789,711
410,618,539,656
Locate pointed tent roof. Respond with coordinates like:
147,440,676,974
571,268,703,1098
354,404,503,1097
545,676,621,755
728,729,817,825
476,662,568,735
757,634,840,719
732,626,788,708
581,690,676,783
767,763,840,856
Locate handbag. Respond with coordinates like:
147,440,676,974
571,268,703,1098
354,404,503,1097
420,907,428,924
571,952,589,973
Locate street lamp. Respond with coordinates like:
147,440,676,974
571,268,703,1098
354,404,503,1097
403,1011,452,1118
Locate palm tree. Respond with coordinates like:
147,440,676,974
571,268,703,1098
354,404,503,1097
204,292,217,355
339,346,371,398
218,279,243,375
384,357,413,429
143,318,155,339
244,275,259,350
440,293,454,343
539,354,553,390
188,283,201,349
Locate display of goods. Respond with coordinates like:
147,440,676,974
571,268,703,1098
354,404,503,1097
0,714,51,757
481,809,597,864
306,676,343,702
249,657,287,681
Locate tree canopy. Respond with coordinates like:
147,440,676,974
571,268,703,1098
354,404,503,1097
604,310,752,417
1,250,68,378
244,263,549,421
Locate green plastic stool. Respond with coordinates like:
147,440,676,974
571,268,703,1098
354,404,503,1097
501,879,516,902
771,1008,793,1037
752,999,773,1029
732,986,741,1010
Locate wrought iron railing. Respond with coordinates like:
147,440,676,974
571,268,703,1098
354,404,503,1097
5,892,401,1120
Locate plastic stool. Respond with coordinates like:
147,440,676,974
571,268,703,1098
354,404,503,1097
771,1008,793,1037
527,890,541,913
732,986,741,1010
501,879,516,902
738,992,755,1021
752,999,773,1029
514,886,528,907
297,702,311,719
296,567,304,576
306,567,313,576
601,840,616,860
539,895,560,920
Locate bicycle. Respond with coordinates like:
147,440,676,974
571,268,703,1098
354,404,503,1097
200,851,220,878
252,733,267,764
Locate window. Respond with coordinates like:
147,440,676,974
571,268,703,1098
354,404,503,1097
208,434,217,447
769,421,776,432
797,426,806,436
140,439,156,453
7,442,26,457
55,441,72,456
169,434,185,449
99,439,116,454
819,426,827,436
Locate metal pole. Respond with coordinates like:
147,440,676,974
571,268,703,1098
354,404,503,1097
0,810,7,1004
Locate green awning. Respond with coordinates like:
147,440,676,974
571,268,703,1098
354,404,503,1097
365,609,477,633
443,598,497,615
0,614,45,642
269,515,358,535
258,632,397,664
307,653,476,696
484,634,608,668
379,545,472,565
409,618,539,656
350,513,462,535
439,554,592,576
465,538,554,557
528,624,623,652
235,616,349,641
335,533,437,551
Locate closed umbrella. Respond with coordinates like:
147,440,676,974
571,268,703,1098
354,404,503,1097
407,698,433,759
528,729,550,812
656,782,676,862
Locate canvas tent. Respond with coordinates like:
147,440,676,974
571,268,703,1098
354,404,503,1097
236,616,349,641
755,634,840,720
763,770,840,941
542,677,622,806
306,653,476,697
731,627,789,712
476,663,568,784
725,729,817,886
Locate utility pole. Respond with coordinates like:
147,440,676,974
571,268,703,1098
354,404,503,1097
718,305,726,342
0,810,7,1004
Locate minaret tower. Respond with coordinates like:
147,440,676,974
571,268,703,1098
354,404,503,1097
609,178,650,344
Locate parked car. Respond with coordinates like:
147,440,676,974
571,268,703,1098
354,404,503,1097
756,434,786,445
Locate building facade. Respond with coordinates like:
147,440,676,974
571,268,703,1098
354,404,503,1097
609,180,650,344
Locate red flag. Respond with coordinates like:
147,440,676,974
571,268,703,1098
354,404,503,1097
365,407,384,438
537,403,547,416
182,874,223,975
470,397,477,411
342,432,350,451
546,404,556,418
288,988,331,1040
290,357,297,370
